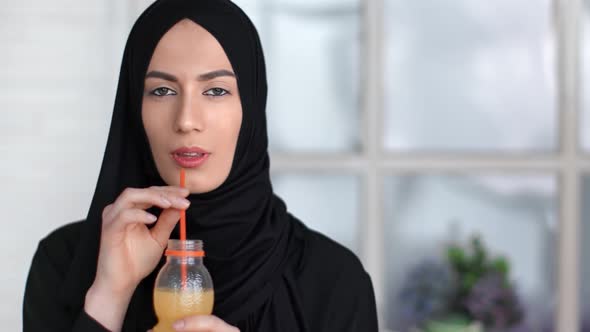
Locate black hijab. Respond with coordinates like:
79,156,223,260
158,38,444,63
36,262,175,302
58,0,306,330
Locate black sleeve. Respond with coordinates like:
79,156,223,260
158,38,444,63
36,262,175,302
343,271,379,332
352,271,379,332
23,241,110,332
322,269,379,332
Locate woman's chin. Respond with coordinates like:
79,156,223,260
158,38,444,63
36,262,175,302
160,167,227,193
186,179,224,194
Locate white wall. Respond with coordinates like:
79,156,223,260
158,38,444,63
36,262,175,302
0,1,140,329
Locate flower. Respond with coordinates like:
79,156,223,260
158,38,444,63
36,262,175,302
397,259,457,330
463,272,524,329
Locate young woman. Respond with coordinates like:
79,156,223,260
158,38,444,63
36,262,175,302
23,0,378,331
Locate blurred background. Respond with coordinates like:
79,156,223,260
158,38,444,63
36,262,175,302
1,0,589,331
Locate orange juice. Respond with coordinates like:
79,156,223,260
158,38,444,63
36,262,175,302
153,289,215,332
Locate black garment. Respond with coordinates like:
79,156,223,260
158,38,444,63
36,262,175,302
24,221,377,331
23,0,378,331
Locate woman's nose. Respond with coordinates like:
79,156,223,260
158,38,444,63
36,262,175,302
174,94,205,133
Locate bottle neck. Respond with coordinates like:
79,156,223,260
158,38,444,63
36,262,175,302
167,256,203,265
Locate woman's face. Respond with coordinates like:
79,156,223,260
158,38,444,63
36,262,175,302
142,19,242,193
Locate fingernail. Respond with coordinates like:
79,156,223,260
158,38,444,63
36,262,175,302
173,320,185,330
176,197,190,208
148,214,157,222
161,196,172,206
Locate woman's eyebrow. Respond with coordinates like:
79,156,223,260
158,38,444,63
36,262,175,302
145,69,236,82
145,70,178,82
197,69,236,81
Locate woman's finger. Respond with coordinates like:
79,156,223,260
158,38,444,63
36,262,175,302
113,208,158,227
107,188,189,223
150,208,182,249
134,186,190,210
107,188,170,221
149,185,190,195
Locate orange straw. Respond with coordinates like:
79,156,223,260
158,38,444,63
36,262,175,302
180,168,187,288
180,168,186,241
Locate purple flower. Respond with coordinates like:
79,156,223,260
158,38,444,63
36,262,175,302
396,259,457,329
464,272,524,329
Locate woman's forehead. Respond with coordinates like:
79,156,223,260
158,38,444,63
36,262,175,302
148,19,232,71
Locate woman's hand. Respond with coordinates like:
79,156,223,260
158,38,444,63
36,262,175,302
94,186,191,293
85,186,190,332
148,315,240,332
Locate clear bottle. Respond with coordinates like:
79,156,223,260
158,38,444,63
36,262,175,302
152,240,214,332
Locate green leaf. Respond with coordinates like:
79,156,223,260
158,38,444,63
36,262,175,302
463,273,479,292
492,257,509,276
472,241,487,268
447,247,466,270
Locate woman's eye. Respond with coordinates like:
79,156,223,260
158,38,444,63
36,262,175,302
151,87,176,96
203,87,229,97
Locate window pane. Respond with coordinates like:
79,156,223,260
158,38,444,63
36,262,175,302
384,174,557,331
383,0,556,152
271,173,359,253
265,8,361,153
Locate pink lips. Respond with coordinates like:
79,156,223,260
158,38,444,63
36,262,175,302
171,146,210,168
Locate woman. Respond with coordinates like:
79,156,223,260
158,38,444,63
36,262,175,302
23,0,378,331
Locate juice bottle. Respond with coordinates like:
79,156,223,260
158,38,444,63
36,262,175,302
152,240,214,332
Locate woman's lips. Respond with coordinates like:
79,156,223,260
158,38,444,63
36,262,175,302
172,152,210,168
171,147,210,168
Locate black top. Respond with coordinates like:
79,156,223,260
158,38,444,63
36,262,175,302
23,220,378,331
